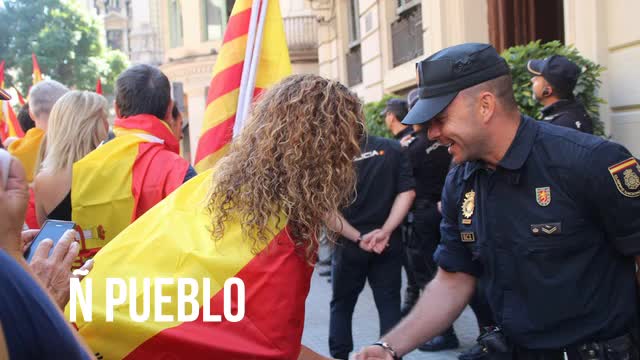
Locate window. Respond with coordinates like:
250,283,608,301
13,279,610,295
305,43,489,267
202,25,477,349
106,30,124,50
345,0,362,86
396,0,419,15
202,0,228,41
347,0,360,46
169,0,184,48
391,4,423,67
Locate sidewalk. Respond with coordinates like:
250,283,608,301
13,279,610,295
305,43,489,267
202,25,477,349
302,265,480,359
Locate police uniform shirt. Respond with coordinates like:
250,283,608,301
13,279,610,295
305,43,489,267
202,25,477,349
394,126,413,140
405,131,452,203
434,116,640,349
541,99,594,134
342,135,415,233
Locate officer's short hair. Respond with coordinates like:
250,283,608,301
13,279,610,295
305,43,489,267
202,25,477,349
115,64,171,120
462,75,518,112
549,83,573,100
389,108,408,121
28,79,69,121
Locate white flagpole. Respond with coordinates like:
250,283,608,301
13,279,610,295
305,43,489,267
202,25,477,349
233,0,269,135
234,0,261,137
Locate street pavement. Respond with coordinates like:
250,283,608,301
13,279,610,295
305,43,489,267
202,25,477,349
302,260,480,360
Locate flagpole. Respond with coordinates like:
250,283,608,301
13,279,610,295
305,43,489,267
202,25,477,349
235,0,268,135
235,0,262,136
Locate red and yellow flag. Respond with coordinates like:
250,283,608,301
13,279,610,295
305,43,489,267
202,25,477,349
7,127,44,183
0,61,26,142
71,114,189,262
194,0,291,172
95,78,102,95
13,86,26,106
32,53,43,84
68,170,314,359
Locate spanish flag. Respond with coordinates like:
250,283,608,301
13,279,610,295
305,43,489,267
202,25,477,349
194,0,291,172
32,53,43,84
71,114,189,262
69,169,314,359
0,60,25,142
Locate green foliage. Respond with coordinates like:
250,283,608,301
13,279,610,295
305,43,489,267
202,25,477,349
501,40,606,135
0,0,129,95
363,94,403,138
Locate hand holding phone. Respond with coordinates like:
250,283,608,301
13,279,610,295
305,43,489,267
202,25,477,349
25,220,78,263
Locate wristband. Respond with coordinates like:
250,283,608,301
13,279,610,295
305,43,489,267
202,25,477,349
372,341,400,360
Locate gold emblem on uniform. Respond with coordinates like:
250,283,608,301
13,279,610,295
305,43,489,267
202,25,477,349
623,169,640,190
608,157,640,198
461,190,475,219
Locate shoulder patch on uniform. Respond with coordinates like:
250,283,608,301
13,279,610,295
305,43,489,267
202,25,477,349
608,157,640,197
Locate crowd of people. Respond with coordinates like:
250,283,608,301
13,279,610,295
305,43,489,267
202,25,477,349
0,41,638,360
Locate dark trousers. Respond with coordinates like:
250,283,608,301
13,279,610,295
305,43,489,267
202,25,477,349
404,201,441,289
329,234,403,360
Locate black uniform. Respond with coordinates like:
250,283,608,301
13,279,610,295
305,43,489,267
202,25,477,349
329,135,415,360
436,116,640,357
541,99,593,134
403,131,451,285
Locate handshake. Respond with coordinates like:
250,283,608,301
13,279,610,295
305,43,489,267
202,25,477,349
357,229,391,254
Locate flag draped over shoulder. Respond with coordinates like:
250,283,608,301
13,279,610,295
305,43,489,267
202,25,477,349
194,0,291,172
71,114,188,262
0,61,25,142
68,170,314,360
32,53,43,84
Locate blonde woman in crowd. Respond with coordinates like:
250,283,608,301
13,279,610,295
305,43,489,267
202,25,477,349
33,90,109,226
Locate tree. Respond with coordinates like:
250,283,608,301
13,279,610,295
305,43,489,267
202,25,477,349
501,40,606,136
0,0,129,95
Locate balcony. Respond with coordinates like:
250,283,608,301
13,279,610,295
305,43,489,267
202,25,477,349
284,15,318,61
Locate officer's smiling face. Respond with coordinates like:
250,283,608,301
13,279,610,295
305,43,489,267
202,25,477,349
427,94,486,164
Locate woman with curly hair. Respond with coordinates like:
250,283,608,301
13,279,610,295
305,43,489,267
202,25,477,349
71,74,366,360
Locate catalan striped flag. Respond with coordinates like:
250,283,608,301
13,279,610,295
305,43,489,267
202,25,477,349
0,61,25,142
194,0,291,172
32,53,43,84
68,170,314,359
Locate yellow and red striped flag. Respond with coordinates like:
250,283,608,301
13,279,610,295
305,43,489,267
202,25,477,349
32,53,43,85
194,0,291,172
68,170,314,359
0,61,25,142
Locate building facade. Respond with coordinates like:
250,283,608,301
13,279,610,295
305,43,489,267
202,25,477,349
310,0,640,156
159,0,319,162
80,0,164,65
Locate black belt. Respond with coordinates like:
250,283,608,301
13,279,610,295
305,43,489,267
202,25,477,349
514,333,638,360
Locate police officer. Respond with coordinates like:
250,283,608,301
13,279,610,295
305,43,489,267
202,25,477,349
328,133,416,360
381,98,413,140
528,55,593,134
355,43,640,360
400,89,461,351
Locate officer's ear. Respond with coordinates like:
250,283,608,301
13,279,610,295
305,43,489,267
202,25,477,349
478,91,496,123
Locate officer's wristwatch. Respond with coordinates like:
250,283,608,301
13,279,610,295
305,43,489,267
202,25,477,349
372,341,400,360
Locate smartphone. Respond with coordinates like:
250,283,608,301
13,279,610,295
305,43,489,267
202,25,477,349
25,220,77,263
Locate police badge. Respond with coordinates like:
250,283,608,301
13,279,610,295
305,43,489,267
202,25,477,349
535,187,551,206
461,190,475,224
608,157,640,198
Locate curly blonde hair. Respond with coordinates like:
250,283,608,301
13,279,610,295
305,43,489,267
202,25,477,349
207,74,365,261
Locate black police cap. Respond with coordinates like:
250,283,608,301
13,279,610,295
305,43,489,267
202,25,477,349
403,43,510,125
380,98,408,117
527,55,580,94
